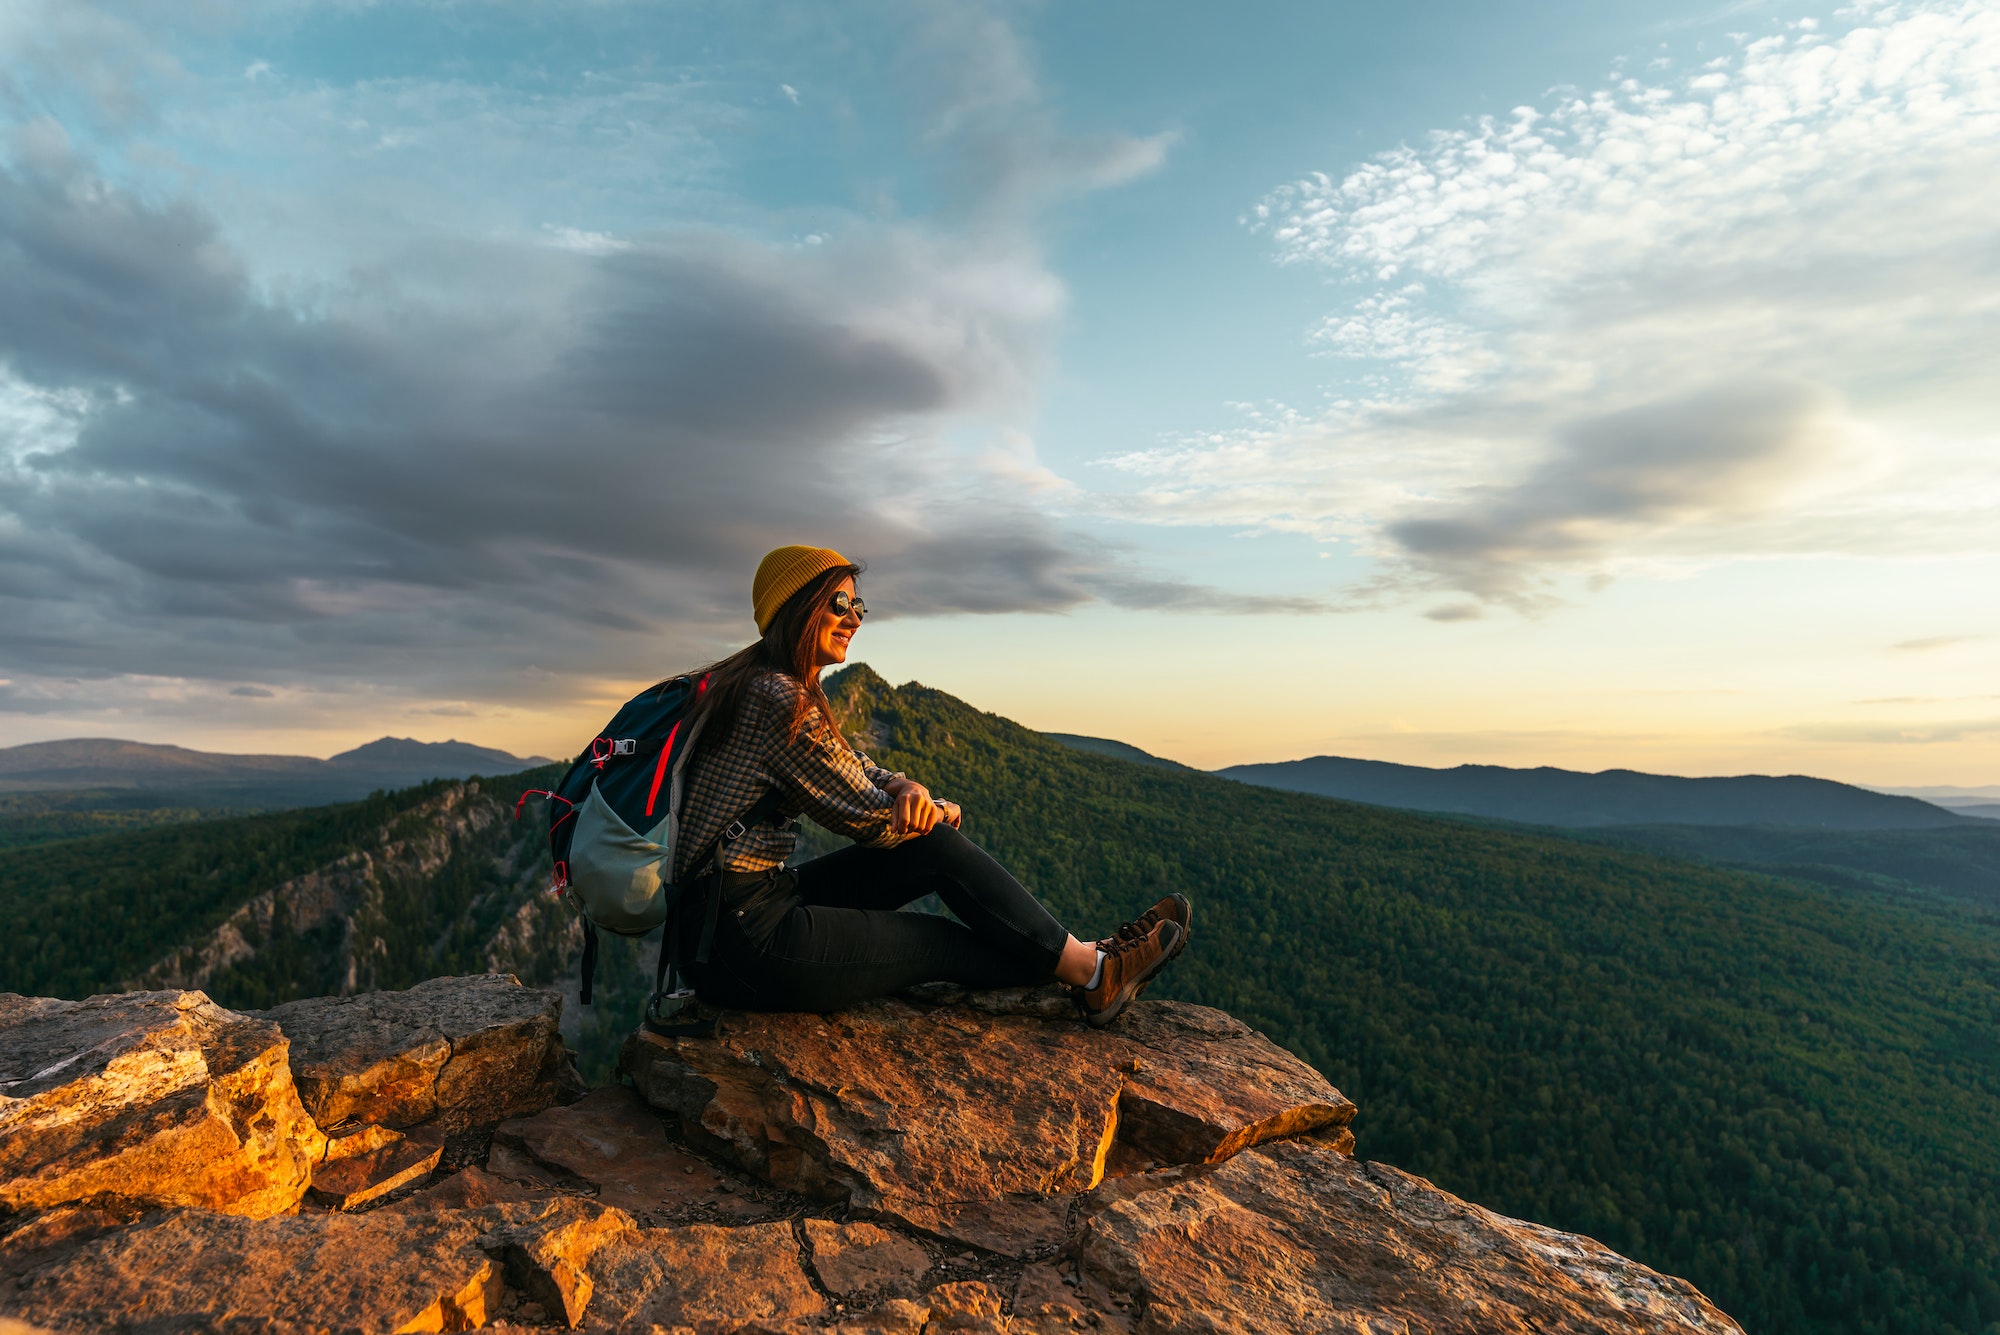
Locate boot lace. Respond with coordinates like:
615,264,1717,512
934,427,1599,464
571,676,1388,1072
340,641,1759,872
1103,910,1162,953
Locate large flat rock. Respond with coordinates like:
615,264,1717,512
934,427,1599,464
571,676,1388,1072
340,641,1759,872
489,1084,785,1226
1074,1138,1744,1335
621,987,1355,1255
260,973,583,1132
577,1219,827,1331
804,1219,933,1302
0,990,323,1219
0,975,1744,1333
0,1204,504,1334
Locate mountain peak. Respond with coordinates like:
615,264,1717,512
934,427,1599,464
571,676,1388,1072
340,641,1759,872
326,737,549,771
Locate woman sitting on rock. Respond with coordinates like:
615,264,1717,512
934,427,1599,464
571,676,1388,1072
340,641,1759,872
667,544,1188,1026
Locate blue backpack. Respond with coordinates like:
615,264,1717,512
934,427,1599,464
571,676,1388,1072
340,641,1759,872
517,673,783,1025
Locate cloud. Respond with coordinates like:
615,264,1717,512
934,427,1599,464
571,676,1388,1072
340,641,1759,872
1781,717,2000,744
0,139,1072,685
1890,635,1983,652
229,685,274,698
898,0,1175,224
0,0,1177,722
1111,1,2000,607
0,0,183,133
543,225,629,255
1422,603,1483,622
1385,378,1851,604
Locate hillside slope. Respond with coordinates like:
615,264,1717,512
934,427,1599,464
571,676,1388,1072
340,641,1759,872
6,667,2000,1333
1217,752,1978,829
1042,732,1196,771
823,668,2000,1335
1582,822,2000,916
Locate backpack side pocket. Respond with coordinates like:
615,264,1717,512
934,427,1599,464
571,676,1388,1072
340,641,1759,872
567,782,675,935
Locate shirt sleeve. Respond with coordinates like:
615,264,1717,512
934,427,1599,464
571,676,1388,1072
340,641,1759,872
855,754,904,790
752,677,901,847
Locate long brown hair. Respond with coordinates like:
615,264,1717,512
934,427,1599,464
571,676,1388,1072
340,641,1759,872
681,561,862,762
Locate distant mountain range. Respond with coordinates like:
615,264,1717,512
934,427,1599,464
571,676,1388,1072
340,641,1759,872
1212,754,1982,830
1046,734,1985,831
1871,784,2000,822
1041,732,2000,925
0,737,553,810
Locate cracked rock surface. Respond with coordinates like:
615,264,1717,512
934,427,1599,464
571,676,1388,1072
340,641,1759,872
259,973,585,1132
0,990,323,1219
0,975,1742,1334
621,986,1356,1256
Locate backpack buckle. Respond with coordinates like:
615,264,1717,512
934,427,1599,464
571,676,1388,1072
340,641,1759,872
723,819,747,841
611,738,637,755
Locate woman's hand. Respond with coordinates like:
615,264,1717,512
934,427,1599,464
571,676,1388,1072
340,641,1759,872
884,776,954,837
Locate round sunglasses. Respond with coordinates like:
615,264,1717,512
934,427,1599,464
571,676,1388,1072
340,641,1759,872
829,590,868,621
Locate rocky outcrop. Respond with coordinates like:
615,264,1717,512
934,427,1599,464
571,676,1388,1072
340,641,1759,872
261,973,585,1132
309,1126,446,1211
0,975,1744,1334
487,1086,782,1226
129,783,565,1005
622,985,1356,1255
0,975,579,1227
1075,1140,1739,1334
0,990,323,1219
2,1203,507,1333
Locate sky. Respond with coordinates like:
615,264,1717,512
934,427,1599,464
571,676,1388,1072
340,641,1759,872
1,0,1997,784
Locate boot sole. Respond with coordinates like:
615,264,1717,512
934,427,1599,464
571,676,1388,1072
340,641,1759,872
1131,894,1191,1003
1082,921,1185,1028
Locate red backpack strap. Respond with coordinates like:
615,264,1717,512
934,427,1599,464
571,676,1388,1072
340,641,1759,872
645,673,710,819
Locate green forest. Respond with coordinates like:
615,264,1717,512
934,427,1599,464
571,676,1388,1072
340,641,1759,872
0,790,240,850
1579,821,2000,916
820,666,2000,1335
5,664,2000,1334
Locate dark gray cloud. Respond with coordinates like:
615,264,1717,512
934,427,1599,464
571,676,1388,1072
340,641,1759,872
0,0,1214,729
0,115,1165,707
1384,378,1841,606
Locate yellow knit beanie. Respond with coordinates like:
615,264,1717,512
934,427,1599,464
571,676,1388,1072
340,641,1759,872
753,545,853,634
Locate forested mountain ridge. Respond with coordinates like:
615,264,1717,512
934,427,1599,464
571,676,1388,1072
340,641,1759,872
831,666,2000,1335
1040,732,1195,771
6,664,2000,1332
1581,821,2000,916
1,773,568,1008
1215,750,1982,829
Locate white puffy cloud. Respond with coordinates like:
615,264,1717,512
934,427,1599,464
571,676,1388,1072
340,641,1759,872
1112,1,2000,607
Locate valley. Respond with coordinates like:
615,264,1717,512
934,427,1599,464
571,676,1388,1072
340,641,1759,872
3,666,1998,1333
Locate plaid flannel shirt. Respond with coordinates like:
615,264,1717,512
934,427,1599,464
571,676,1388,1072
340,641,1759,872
674,671,904,879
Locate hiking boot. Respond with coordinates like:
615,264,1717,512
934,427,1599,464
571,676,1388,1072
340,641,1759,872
1097,893,1192,963
1074,918,1185,1028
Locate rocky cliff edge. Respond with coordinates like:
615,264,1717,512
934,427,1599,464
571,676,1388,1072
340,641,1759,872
0,974,1742,1334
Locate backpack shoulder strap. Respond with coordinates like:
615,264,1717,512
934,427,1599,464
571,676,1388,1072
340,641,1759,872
649,786,798,1023
690,788,794,964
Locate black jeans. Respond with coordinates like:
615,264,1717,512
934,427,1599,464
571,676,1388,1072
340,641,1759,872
676,824,1070,1013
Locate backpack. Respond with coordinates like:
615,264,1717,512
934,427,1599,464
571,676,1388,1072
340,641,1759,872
515,672,784,1031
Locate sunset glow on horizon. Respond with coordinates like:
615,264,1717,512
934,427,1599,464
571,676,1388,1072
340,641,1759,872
2,0,1996,787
